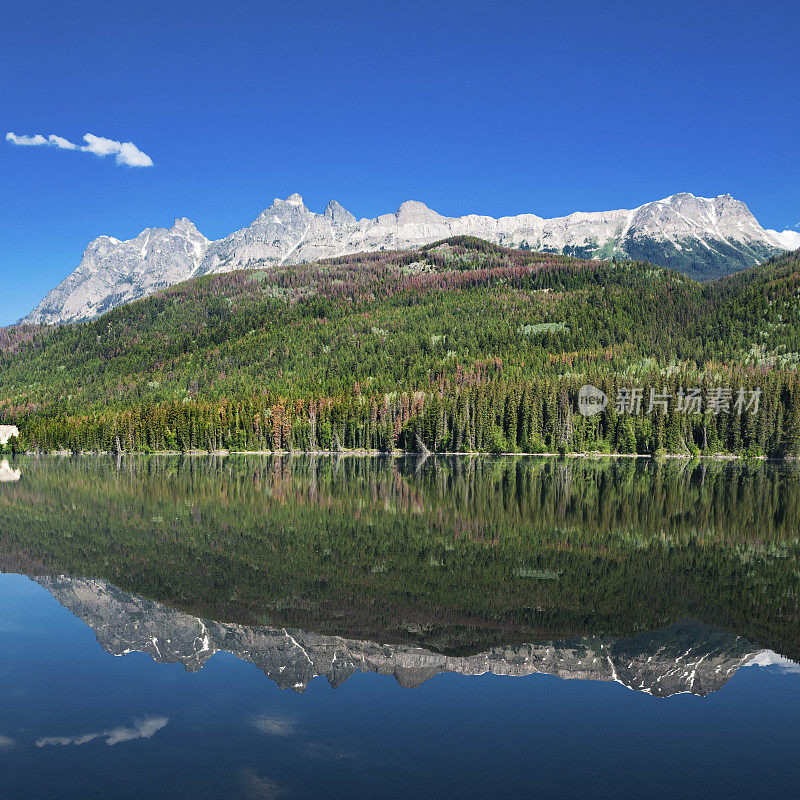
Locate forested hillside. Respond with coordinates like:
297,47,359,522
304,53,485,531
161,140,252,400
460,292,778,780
1,238,799,456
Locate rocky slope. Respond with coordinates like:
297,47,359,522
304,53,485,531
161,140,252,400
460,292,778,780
24,218,209,324
198,192,791,282
23,193,796,325
36,575,767,697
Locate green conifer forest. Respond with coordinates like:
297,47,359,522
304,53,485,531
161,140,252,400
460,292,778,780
2,238,799,457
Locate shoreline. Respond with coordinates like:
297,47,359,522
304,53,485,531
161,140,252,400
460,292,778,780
13,448,777,461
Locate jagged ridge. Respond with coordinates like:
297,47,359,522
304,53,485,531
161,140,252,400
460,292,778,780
23,192,796,324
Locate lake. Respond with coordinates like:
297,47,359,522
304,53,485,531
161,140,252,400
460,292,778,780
1,455,799,799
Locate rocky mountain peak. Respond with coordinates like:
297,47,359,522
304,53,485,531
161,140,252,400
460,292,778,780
171,217,199,232
395,200,444,224
324,199,357,226
23,191,797,324
262,193,307,211
23,218,211,324
256,194,312,221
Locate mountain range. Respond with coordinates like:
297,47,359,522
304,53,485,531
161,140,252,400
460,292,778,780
36,575,770,697
23,192,800,325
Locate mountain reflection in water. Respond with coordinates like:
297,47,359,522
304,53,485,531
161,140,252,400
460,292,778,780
1,453,799,689
36,575,772,698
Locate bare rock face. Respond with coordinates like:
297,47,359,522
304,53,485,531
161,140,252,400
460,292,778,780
198,194,315,275
23,219,210,325
35,576,768,698
23,192,796,325
197,192,791,281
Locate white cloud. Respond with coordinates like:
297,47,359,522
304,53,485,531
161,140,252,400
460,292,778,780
81,134,153,167
78,132,119,158
767,229,800,251
48,134,77,150
6,132,47,146
250,714,296,736
116,141,153,167
35,716,168,747
6,130,153,167
103,716,167,745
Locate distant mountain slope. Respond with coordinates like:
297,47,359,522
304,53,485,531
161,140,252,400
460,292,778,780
4,240,800,422
22,192,794,324
2,241,701,415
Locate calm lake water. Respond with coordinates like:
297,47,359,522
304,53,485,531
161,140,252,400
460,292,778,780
0,455,799,799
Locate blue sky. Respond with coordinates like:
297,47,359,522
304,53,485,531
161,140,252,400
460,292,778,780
2,0,797,324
